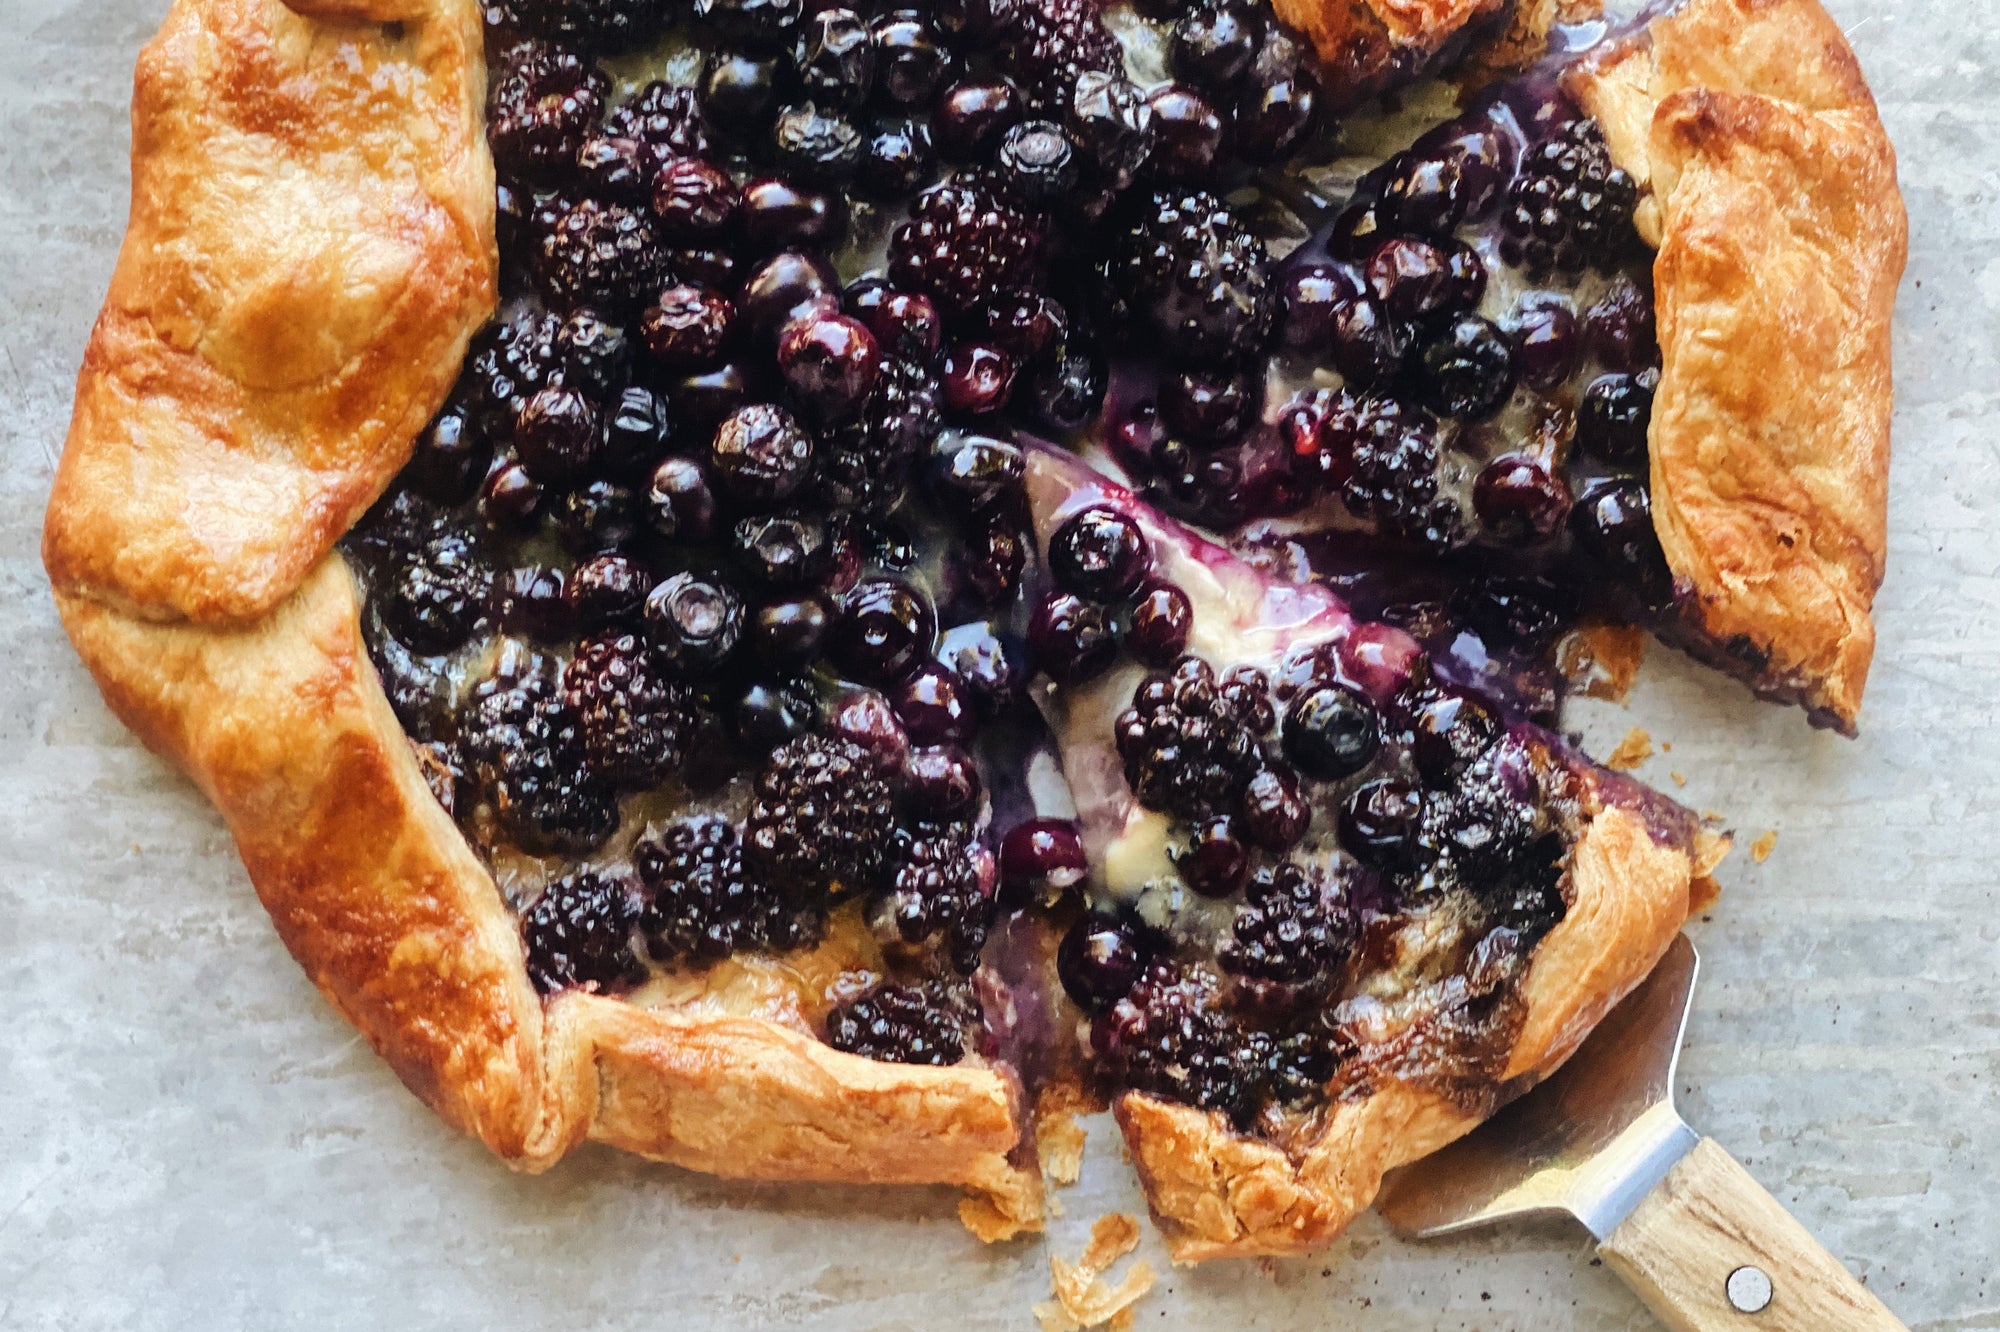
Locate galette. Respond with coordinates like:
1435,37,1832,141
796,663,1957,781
45,0,1902,1262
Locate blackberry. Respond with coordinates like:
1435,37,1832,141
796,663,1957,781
1112,189,1274,365
381,530,492,656
1500,117,1639,276
536,197,665,315
575,133,662,204
745,735,898,900
884,822,996,974
606,81,711,159
1222,862,1359,985
487,42,609,185
1114,656,1265,824
461,310,562,438
887,178,1044,321
461,669,620,854
521,0,661,53
996,0,1121,114
820,358,942,515
637,816,818,963
825,980,977,1065
1091,962,1293,1126
522,869,647,995
1327,393,1466,553
561,633,702,791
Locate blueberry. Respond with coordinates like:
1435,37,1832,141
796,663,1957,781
747,594,833,667
1339,777,1422,870
709,403,815,508
1048,505,1150,601
730,512,832,588
1282,684,1380,782
1028,592,1116,685
1057,915,1150,1011
1175,816,1251,897
999,818,1087,904
1169,0,1262,90
1409,313,1516,421
830,577,936,684
793,8,876,110
1575,369,1658,462
645,571,745,675
1125,581,1193,667
1473,452,1571,546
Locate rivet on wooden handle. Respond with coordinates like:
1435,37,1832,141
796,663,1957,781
1598,1138,1908,1332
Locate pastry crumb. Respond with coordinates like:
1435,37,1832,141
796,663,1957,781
1038,1109,1089,1187
1606,727,1654,770
957,1164,1045,1243
1556,622,1647,701
1036,1213,1155,1330
1750,830,1778,863
1670,771,1687,787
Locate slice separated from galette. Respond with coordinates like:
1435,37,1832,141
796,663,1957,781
43,0,1895,1265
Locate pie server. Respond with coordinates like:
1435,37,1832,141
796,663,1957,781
1373,935,1908,1331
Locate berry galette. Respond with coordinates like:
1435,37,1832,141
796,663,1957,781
45,0,1901,1264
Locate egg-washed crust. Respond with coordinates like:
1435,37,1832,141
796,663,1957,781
1115,784,1723,1262
41,0,495,626
1569,0,1906,733
53,558,1044,1234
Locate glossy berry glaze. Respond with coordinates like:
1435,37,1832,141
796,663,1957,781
340,0,1700,1122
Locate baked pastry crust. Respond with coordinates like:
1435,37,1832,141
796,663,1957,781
55,557,1042,1231
42,0,495,625
1570,0,1907,732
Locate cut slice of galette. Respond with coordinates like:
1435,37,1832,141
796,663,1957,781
44,0,1897,1269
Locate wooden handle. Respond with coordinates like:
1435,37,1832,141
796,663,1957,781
1598,1138,1906,1332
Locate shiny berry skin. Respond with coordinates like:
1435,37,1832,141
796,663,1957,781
514,384,599,485
825,685,911,764
888,179,1043,320
737,250,839,345
1507,294,1580,391
1586,276,1659,372
1160,368,1256,445
521,871,645,996
1571,476,1674,607
931,80,1024,162
1326,198,1394,262
830,577,936,684
494,564,574,641
1379,126,1507,235
1282,684,1380,782
730,512,832,588
747,594,833,666
901,744,981,818
486,42,608,186
1028,592,1116,685
566,552,651,632
894,663,975,746
1057,916,1150,1011
1340,777,1423,869
1231,29,1317,165
768,100,865,185
1144,84,1224,183
937,621,1021,716
1365,236,1485,322
700,48,785,142
1030,349,1107,433
641,284,735,372
574,132,658,202
733,677,821,750
999,818,1087,904
739,178,847,254
555,480,642,555
708,403,815,508
1049,506,1151,601
1457,573,1577,652
1410,313,1517,421
479,459,545,533
1066,71,1154,186
408,405,490,505
1239,766,1310,851
605,80,710,158
535,198,664,316
956,521,1028,605
646,456,720,545
941,343,1018,416
1176,816,1251,898
778,312,881,422
793,7,876,108
1169,0,1261,90
600,386,673,480
1327,291,1407,387
856,117,936,199
672,362,756,438
1473,452,1572,546
996,120,1080,207
1279,262,1364,352
845,280,942,361
694,0,803,50
1405,686,1501,784
1114,188,1274,366
651,157,742,242
1126,581,1193,666
928,432,1025,516
871,10,953,105
1575,369,1658,463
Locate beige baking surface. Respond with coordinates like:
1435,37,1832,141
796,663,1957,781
1,0,1987,1325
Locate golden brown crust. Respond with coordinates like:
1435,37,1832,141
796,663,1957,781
42,0,495,625
1570,0,1906,731
1271,0,1509,111
55,557,1040,1221
1116,798,1697,1262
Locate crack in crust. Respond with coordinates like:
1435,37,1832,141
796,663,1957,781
42,0,496,625
55,559,1043,1225
1569,0,1907,732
